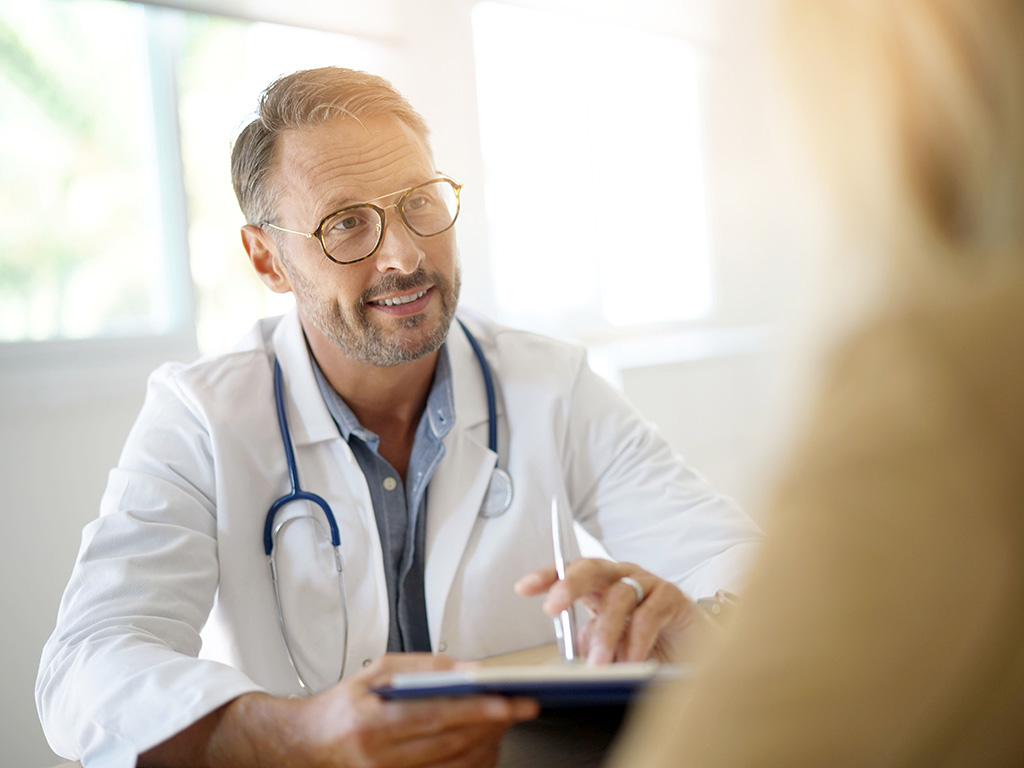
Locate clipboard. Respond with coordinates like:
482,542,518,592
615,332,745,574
373,662,688,707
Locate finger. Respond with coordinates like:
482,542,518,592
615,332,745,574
625,587,700,663
357,697,535,763
577,612,595,658
585,575,647,665
542,561,683,664
372,720,512,768
513,565,559,596
614,581,696,663
541,558,630,615
377,695,538,740
615,587,671,662
428,722,508,768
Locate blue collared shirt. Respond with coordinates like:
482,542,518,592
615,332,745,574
310,347,454,652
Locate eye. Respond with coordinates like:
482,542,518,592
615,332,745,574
332,215,363,231
324,207,376,237
404,194,431,212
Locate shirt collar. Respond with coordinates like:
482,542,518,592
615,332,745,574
310,345,456,444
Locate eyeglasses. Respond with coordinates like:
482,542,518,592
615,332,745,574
262,177,462,265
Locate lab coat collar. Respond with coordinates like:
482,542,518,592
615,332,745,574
445,317,492,434
270,309,338,446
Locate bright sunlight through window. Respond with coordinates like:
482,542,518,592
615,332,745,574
472,2,714,338
0,0,183,342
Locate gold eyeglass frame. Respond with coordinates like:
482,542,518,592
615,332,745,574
261,176,462,265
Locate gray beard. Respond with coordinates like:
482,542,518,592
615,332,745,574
302,266,461,367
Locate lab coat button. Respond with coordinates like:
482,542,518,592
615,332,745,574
362,658,372,667
383,477,398,492
438,641,448,652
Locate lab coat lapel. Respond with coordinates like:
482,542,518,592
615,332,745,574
424,319,496,650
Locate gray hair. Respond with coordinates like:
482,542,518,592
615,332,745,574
230,66,431,226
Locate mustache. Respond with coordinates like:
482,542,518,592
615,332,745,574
360,269,439,305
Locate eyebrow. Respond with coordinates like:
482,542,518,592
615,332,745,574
321,176,440,215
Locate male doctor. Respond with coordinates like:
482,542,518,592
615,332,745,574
37,66,762,768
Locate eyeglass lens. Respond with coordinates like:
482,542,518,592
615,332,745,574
321,179,459,263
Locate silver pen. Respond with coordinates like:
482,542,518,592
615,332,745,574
550,497,579,662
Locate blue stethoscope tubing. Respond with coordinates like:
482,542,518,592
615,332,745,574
263,356,340,556
264,356,349,693
455,319,514,517
264,319,509,552
457,318,498,457
263,319,512,692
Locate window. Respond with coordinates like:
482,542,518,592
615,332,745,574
0,0,187,342
2,0,715,355
0,0,386,353
471,1,714,340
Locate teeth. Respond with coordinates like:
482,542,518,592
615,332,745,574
377,289,427,307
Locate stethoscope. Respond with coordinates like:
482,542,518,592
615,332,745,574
263,319,512,694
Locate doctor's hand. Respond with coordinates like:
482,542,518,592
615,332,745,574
514,558,704,665
291,653,539,767
140,653,537,768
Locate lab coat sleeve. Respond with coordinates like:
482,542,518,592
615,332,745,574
35,364,264,766
563,358,763,598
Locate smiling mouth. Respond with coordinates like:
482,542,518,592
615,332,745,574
369,288,429,307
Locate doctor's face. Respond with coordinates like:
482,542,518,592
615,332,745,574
264,114,460,367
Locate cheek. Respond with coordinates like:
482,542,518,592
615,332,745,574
325,267,380,311
426,232,458,268
309,258,360,293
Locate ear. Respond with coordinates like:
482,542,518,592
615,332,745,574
241,224,292,294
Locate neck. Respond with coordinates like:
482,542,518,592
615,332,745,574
304,322,439,480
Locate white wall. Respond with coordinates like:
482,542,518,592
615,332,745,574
0,341,198,767
1,1,815,765
2,400,144,767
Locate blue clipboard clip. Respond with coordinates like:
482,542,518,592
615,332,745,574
551,497,579,662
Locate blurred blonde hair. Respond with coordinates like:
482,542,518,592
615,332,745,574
776,0,1024,284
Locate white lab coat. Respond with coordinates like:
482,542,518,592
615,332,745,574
37,309,762,767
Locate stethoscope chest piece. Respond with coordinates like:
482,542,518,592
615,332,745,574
456,318,514,519
479,466,513,518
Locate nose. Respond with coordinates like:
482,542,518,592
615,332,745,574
373,209,425,274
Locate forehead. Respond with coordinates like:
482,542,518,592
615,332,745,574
272,114,435,214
